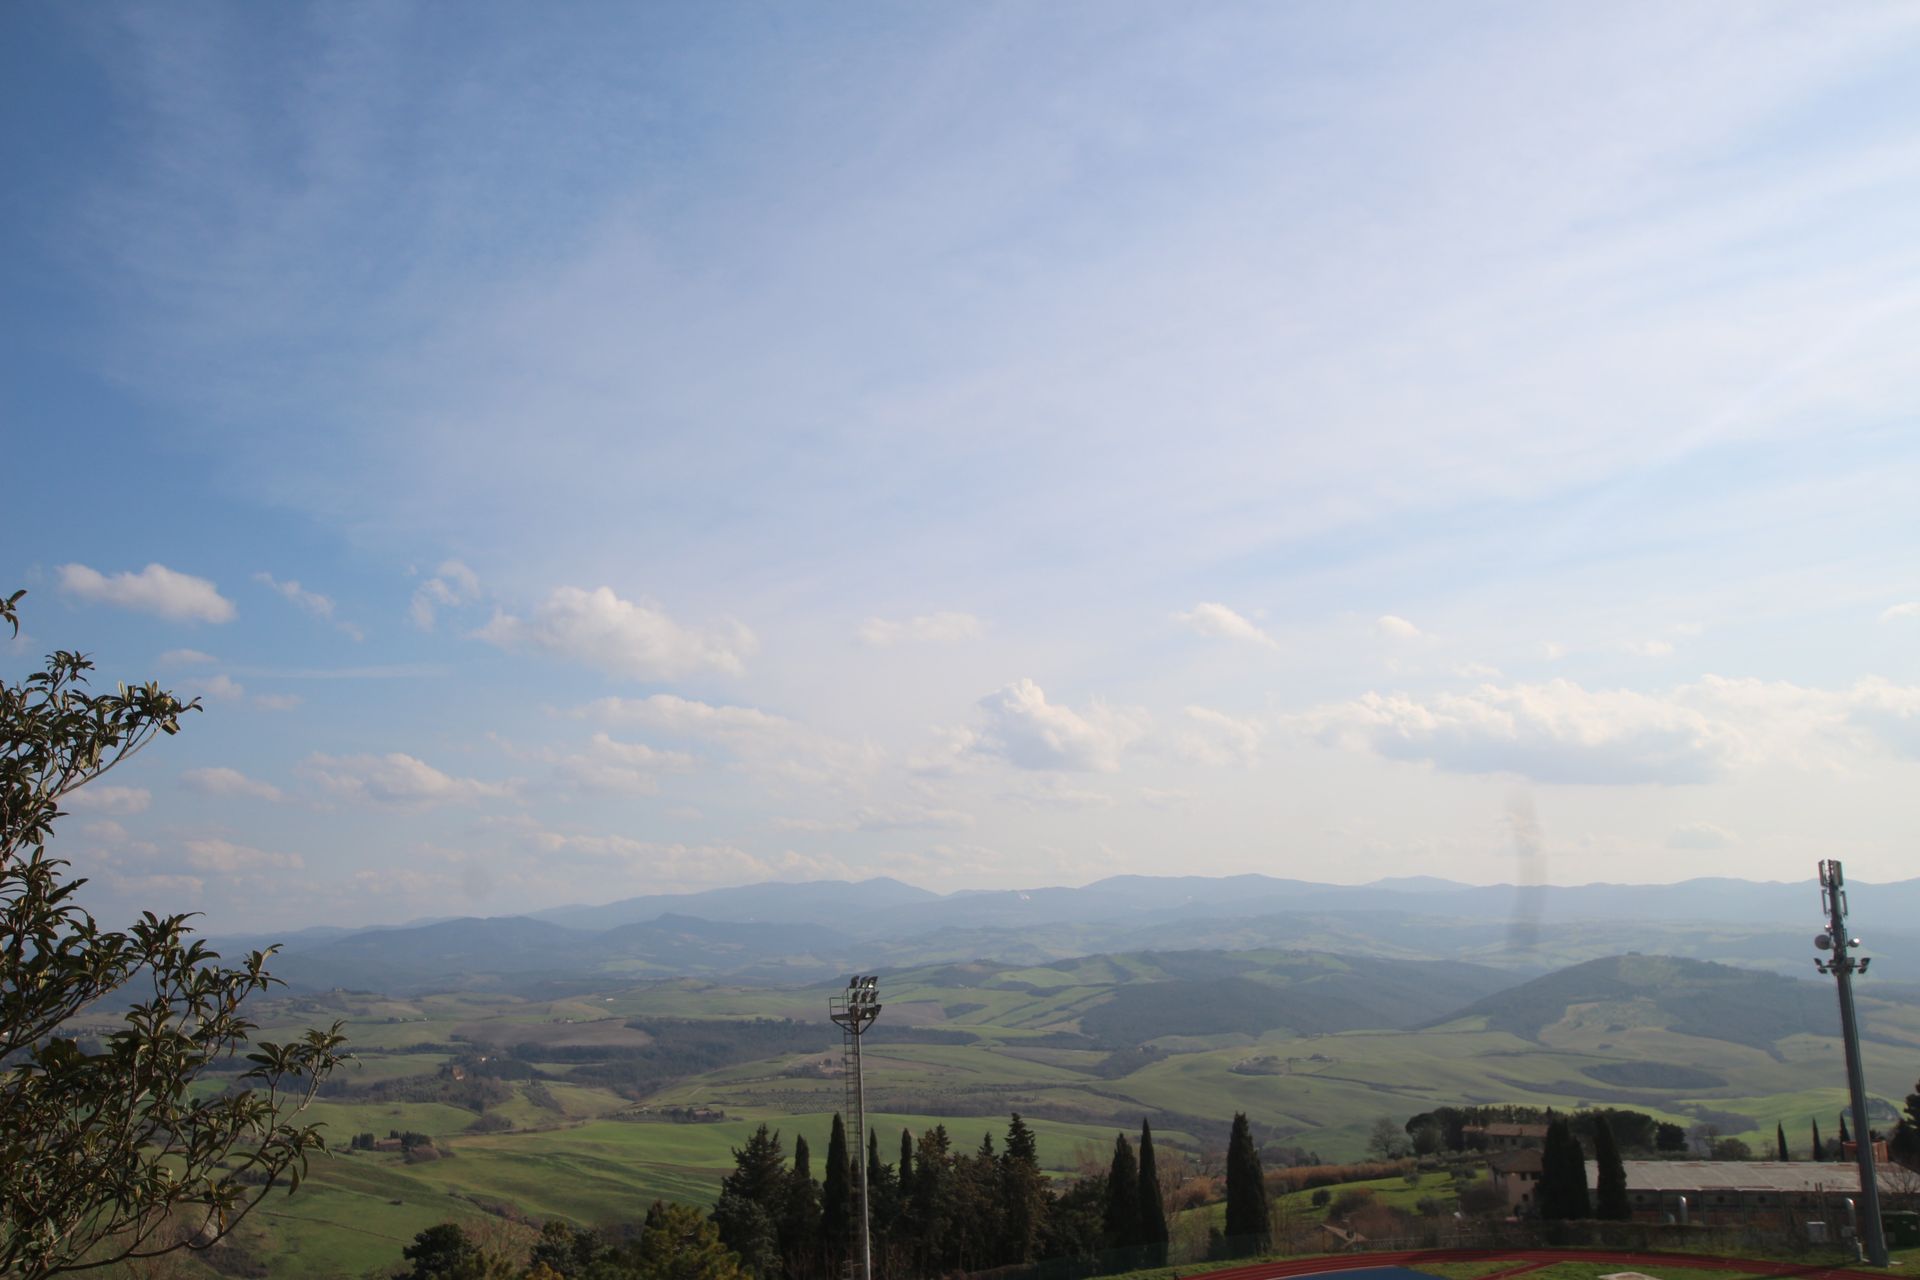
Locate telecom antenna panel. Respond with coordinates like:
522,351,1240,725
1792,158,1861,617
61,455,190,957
1814,860,1888,1267
829,976,881,1280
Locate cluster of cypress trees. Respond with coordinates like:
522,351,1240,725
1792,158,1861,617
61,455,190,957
709,1111,1264,1279
712,1113,1055,1279
1535,1115,1629,1221
1099,1121,1172,1269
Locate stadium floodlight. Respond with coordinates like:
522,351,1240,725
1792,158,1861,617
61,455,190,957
1815,860,1888,1267
829,975,882,1280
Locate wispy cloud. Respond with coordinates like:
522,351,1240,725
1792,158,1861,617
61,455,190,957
973,679,1147,772
477,586,754,680
1377,615,1424,641
255,571,363,640
301,752,518,808
181,766,286,802
58,563,233,623
1174,603,1275,649
62,785,152,815
409,560,480,631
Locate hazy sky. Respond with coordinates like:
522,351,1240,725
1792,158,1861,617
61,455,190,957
7,4,1920,930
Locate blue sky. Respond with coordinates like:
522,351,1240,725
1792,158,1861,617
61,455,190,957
7,3,1920,930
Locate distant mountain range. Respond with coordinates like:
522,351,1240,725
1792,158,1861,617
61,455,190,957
229,872,1920,995
534,872,1920,934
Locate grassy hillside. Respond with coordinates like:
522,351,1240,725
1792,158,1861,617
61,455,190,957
208,951,1920,1278
1422,954,1865,1054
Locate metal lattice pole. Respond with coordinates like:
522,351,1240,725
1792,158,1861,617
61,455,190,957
829,976,881,1280
1814,861,1888,1267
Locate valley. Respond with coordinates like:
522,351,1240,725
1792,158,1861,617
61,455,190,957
194,940,1920,1278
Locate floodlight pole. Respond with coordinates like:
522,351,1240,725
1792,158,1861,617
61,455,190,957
829,976,881,1280
1815,860,1888,1267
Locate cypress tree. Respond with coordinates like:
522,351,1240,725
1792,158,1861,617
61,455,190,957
822,1115,851,1273
1001,1113,1045,1265
1537,1119,1591,1220
1102,1133,1141,1256
1812,1117,1823,1161
900,1129,914,1189
1592,1115,1629,1220
1223,1112,1269,1253
1776,1123,1789,1162
1839,1114,1852,1148
783,1134,820,1280
1138,1120,1169,1265
715,1125,786,1277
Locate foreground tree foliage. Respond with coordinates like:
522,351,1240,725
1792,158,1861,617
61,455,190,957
0,590,348,1279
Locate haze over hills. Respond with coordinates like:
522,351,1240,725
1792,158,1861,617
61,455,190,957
244,872,1920,994
533,872,1920,934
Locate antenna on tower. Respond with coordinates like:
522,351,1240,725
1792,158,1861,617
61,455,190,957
829,975,882,1280
1814,860,1888,1267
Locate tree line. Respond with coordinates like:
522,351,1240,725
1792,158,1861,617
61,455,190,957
700,1111,1273,1279
404,1110,1273,1280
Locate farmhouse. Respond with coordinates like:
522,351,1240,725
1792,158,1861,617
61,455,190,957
1487,1148,1544,1214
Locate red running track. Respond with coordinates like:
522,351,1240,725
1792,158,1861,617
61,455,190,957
1176,1248,1888,1280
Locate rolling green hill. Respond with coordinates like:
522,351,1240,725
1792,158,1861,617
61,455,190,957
196,949,1920,1279
1422,953,1857,1054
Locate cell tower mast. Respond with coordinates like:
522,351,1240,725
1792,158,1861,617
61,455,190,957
829,975,881,1280
1814,860,1888,1267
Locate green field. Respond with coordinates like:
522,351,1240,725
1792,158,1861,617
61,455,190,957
201,956,1920,1278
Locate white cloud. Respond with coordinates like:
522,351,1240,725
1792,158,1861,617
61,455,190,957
1174,602,1276,649
181,766,285,802
1377,615,1424,641
1304,679,1740,785
1305,675,1920,785
57,563,234,623
1668,822,1738,850
187,673,246,701
158,648,218,665
476,585,755,679
572,693,796,741
556,734,693,794
252,692,302,711
409,559,481,631
1849,676,1920,759
1625,639,1675,657
1139,787,1193,808
569,693,870,788
1542,642,1567,660
1882,602,1920,622
907,726,984,778
301,752,518,807
1174,705,1266,767
973,678,1147,772
182,838,303,872
62,785,152,815
858,611,984,646
254,571,362,641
